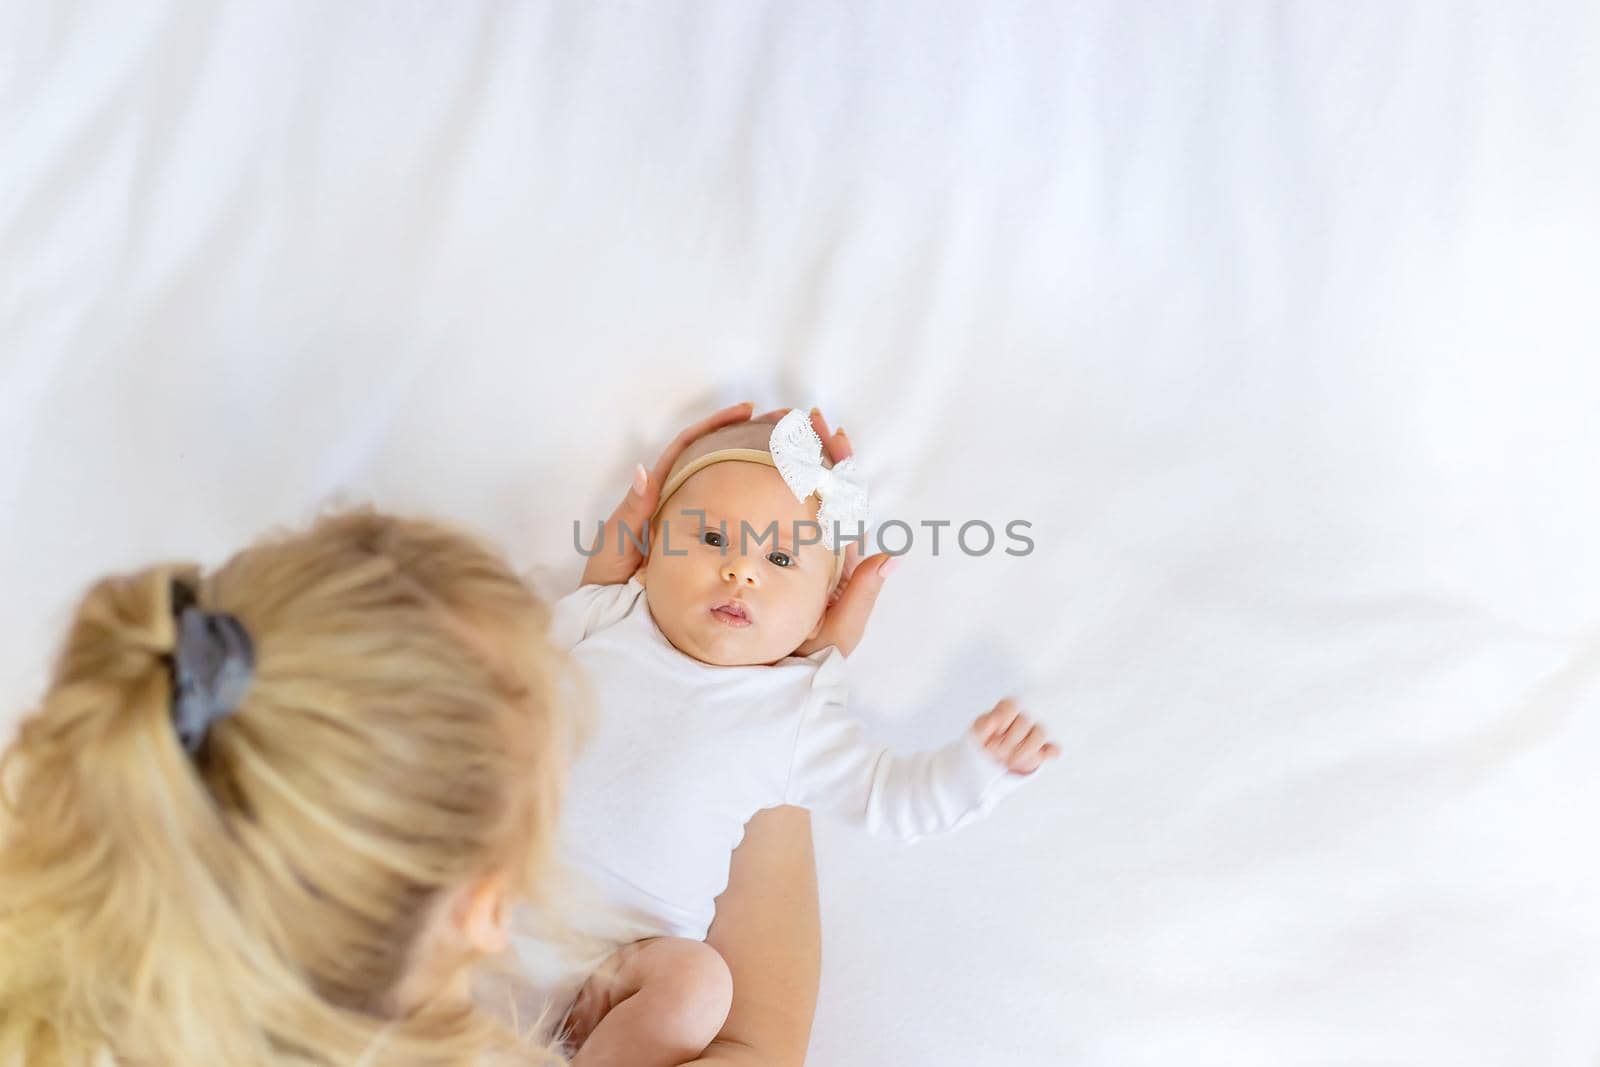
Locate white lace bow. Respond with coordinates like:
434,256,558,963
769,409,870,550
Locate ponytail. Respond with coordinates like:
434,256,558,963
0,512,573,1066
0,565,286,1064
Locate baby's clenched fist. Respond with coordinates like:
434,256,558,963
971,698,1060,775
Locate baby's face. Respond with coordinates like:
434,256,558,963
640,461,835,666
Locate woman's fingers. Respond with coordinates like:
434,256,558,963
806,406,870,643
811,407,853,463
810,407,833,447
618,461,653,519
580,463,658,585
808,408,862,573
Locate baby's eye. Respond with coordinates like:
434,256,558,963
767,551,794,568
700,529,726,549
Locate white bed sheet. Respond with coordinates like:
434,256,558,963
3,4,1598,1065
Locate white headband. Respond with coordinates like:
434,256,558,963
651,409,872,570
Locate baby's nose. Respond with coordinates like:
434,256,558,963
722,556,760,587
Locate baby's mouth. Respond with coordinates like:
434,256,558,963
709,598,753,628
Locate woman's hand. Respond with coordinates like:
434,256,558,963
792,407,896,658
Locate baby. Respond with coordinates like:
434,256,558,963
512,410,1058,1066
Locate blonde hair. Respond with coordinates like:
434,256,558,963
0,509,574,1067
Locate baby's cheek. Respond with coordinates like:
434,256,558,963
781,592,829,651
812,579,834,620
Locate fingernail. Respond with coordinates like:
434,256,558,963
835,427,847,439
879,556,899,577
631,463,648,495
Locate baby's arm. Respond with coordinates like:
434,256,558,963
546,581,644,651
785,672,1059,842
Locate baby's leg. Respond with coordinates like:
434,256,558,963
564,936,733,1067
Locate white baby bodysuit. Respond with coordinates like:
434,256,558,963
506,576,1034,1011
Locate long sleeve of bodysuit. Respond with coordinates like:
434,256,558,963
781,651,1039,842
547,579,645,652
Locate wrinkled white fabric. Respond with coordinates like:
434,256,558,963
4,4,1598,1064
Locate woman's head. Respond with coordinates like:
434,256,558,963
640,419,840,666
0,510,572,1066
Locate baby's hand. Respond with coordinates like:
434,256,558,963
971,698,1061,775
